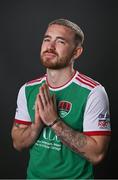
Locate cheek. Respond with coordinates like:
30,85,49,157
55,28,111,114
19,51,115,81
60,47,73,57
57,46,69,55
40,44,46,54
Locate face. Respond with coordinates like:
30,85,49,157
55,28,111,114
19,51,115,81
40,24,77,69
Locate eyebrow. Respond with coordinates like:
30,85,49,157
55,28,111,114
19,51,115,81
44,35,66,41
43,35,50,39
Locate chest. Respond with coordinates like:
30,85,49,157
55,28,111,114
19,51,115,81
26,83,90,131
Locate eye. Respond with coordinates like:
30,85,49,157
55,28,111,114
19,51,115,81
43,37,50,42
57,39,65,44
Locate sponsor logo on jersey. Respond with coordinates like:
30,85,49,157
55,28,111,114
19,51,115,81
98,112,110,129
35,127,61,151
43,127,60,142
58,101,72,118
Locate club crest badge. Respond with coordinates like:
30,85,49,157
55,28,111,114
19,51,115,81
58,101,72,118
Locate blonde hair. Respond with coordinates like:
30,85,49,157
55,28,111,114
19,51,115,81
49,18,84,46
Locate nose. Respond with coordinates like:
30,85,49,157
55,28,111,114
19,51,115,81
47,41,56,51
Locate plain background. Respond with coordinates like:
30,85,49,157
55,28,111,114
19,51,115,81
0,0,117,178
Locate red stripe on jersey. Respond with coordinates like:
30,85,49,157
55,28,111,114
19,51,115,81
76,76,95,88
83,131,111,136
79,73,99,86
14,119,32,125
26,75,46,85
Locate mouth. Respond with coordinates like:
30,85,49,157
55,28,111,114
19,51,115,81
43,52,57,58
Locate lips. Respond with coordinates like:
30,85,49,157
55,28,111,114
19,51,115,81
43,52,57,58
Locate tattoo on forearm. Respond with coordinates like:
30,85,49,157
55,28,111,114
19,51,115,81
15,123,20,128
52,121,88,157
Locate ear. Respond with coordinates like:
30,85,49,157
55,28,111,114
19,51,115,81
72,47,83,60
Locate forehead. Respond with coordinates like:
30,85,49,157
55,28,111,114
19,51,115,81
44,24,75,39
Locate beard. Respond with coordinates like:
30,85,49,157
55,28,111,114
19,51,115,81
40,50,74,70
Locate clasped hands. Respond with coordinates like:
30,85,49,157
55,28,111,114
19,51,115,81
35,83,58,126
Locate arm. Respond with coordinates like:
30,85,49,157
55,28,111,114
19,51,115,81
51,120,110,164
11,85,44,151
37,83,111,165
11,118,44,151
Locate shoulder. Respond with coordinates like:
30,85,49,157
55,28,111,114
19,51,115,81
76,72,108,100
88,85,109,105
74,71,101,91
26,74,46,87
17,74,46,96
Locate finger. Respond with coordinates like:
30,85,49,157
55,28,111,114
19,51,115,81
37,94,44,111
40,85,47,106
52,94,57,112
43,83,51,103
40,83,51,104
35,95,40,122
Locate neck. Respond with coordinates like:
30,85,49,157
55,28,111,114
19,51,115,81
46,65,75,88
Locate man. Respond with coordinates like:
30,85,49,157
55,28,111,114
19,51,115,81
11,19,111,179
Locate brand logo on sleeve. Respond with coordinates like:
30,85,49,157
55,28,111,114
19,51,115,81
98,112,110,129
58,101,72,118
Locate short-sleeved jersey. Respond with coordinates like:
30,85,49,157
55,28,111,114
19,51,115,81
14,70,111,179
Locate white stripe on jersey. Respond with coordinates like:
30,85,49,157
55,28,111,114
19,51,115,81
26,75,46,86
74,72,99,90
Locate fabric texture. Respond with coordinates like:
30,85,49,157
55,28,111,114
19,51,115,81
14,71,111,179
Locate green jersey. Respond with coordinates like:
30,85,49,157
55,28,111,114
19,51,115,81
15,70,111,179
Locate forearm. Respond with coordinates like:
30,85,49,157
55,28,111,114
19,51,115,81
35,83,110,164
11,122,44,151
52,120,107,164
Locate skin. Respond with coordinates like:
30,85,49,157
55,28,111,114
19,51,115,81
11,24,110,164
11,96,44,150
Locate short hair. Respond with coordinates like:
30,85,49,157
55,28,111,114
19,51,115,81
49,18,84,46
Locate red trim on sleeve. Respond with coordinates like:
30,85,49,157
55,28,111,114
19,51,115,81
83,131,111,136
14,119,32,125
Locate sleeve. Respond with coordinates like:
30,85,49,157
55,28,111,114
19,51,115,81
83,85,111,136
14,84,32,125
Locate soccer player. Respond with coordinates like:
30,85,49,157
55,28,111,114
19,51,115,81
11,19,111,179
